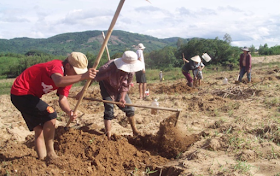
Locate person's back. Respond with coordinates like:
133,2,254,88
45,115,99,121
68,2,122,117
11,60,70,98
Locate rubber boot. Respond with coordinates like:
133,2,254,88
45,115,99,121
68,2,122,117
128,116,139,136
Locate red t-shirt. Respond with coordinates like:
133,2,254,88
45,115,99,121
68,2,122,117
11,60,72,98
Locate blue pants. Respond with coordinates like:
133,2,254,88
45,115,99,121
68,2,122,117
239,67,251,82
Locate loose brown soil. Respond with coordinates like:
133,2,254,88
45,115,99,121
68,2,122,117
1,55,280,175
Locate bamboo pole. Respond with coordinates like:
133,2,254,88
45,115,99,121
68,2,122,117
102,31,111,61
65,0,126,128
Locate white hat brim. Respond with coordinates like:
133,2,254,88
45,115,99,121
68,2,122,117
114,58,144,73
241,48,250,52
191,56,201,63
73,67,88,74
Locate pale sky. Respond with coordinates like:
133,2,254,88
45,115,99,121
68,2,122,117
1,0,280,48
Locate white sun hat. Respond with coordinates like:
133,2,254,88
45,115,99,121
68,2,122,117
190,55,201,63
137,43,146,49
241,46,250,52
114,51,144,73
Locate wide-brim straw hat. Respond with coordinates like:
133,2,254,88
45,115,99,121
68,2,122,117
114,51,144,73
190,55,201,63
241,46,250,52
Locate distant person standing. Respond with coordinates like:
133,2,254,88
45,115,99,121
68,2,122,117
159,71,163,82
238,47,252,83
135,43,147,100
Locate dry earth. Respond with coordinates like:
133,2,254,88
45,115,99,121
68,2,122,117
1,55,280,176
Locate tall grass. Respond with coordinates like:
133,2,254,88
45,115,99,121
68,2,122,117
0,80,14,95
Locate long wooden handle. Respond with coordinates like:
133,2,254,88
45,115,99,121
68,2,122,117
65,0,126,128
102,31,111,61
81,97,181,112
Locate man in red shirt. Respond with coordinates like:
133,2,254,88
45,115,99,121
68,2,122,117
11,52,97,160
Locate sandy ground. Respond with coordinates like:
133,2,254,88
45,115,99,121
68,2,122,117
1,55,280,175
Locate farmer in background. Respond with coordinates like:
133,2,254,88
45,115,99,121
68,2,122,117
238,46,252,83
77,51,143,140
192,55,205,87
10,52,97,160
182,55,196,87
159,71,163,82
135,43,147,100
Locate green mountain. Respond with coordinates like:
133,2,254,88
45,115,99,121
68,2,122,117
0,30,186,56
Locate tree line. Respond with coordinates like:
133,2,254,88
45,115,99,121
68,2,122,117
1,35,280,78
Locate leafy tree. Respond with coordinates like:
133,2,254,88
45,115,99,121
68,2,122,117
145,46,178,71
176,38,184,48
177,38,239,66
249,45,256,54
259,43,272,55
25,50,50,56
223,33,232,44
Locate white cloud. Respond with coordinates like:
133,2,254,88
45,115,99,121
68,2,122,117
0,0,280,48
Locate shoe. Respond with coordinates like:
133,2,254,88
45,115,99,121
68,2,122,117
187,82,193,87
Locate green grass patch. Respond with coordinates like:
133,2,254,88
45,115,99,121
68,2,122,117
0,81,13,95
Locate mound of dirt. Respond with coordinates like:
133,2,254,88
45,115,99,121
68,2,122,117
1,125,170,176
0,114,199,176
153,82,198,94
127,114,200,159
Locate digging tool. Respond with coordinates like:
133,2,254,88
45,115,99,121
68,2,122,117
65,0,126,129
237,74,240,81
102,31,111,61
70,96,182,127
65,0,152,130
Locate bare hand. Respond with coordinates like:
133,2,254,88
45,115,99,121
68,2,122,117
83,68,98,80
68,110,77,121
119,99,126,107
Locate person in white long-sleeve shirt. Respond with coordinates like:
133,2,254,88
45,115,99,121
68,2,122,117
135,43,147,100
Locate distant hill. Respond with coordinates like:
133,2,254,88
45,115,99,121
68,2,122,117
0,30,190,56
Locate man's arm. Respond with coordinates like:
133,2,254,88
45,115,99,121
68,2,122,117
58,94,77,121
248,54,252,72
51,68,97,87
183,58,189,63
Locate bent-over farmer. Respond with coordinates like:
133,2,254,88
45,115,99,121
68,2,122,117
11,52,98,160
77,51,143,140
